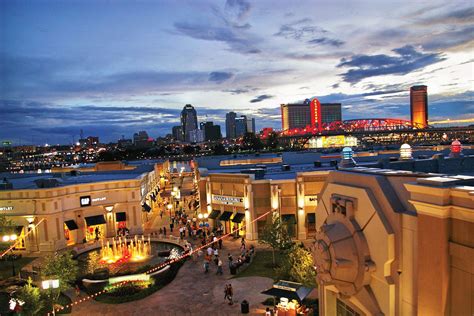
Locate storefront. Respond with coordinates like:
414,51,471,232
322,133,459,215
84,215,106,241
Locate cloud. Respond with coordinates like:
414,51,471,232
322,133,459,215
274,18,326,40
418,7,474,25
307,37,344,47
225,0,251,20
337,45,445,84
208,71,234,83
422,25,474,50
250,94,273,103
222,87,258,94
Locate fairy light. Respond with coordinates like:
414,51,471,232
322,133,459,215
51,210,272,314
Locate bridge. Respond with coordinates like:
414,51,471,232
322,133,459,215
268,119,474,146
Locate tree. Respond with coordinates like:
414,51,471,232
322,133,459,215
42,251,78,300
15,277,43,316
258,212,293,266
266,132,279,150
0,214,14,236
242,133,263,151
277,243,317,287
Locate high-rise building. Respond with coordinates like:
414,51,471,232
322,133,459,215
133,131,152,148
188,129,204,143
181,104,198,142
281,100,312,130
235,116,247,137
410,85,428,128
321,103,342,124
245,117,256,134
200,122,222,141
225,112,237,139
172,126,183,141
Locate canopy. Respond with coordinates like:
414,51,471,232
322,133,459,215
115,212,126,222
261,280,314,302
64,220,78,230
218,211,233,221
142,203,152,212
85,215,106,226
231,213,245,223
208,210,221,219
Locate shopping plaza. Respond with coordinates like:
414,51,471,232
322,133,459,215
1,147,473,315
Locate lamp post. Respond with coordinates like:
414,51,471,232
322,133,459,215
42,279,59,316
2,234,18,276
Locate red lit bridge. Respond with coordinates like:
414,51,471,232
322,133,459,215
260,118,473,146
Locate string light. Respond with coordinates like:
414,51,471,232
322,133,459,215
51,210,272,314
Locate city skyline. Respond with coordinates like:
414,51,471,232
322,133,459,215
1,0,473,143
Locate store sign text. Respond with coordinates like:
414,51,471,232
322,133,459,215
0,206,14,211
212,195,244,206
304,195,318,206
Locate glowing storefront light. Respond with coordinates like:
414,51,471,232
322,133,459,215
400,143,413,160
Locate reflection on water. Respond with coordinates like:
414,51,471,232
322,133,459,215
76,242,182,276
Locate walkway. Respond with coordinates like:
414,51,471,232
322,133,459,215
70,238,273,316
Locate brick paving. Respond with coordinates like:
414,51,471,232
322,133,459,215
70,223,274,316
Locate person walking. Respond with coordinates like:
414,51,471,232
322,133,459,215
216,257,223,275
218,238,223,249
163,226,167,236
224,284,229,301
227,253,233,268
227,284,233,305
204,260,209,273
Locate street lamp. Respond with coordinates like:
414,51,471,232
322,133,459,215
2,233,18,276
167,203,173,217
42,279,59,316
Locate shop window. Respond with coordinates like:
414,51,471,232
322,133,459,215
307,213,316,233
84,215,106,242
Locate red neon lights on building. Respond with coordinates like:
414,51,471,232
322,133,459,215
310,98,322,133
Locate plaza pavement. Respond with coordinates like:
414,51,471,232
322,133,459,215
70,219,275,316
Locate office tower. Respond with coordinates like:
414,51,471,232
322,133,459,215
281,100,312,130
321,103,342,124
245,117,256,134
188,129,204,143
172,126,183,141
410,85,428,128
181,104,198,142
133,131,152,148
235,116,247,137
225,112,237,139
200,122,222,141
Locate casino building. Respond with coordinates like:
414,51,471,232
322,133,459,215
0,162,159,252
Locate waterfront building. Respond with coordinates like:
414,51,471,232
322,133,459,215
410,85,428,128
181,104,198,142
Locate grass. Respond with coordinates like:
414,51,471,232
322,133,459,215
0,256,37,280
233,250,283,280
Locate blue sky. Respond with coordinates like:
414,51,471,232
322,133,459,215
0,0,473,144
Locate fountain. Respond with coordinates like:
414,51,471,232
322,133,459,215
100,235,152,264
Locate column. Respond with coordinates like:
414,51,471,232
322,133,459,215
245,183,257,240
296,179,307,240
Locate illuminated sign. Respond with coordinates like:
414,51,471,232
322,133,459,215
80,196,91,207
92,197,106,203
0,206,13,211
212,195,244,206
310,98,322,133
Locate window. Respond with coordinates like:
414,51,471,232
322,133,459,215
337,299,361,316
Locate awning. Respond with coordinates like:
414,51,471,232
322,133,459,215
151,194,157,202
142,203,152,212
64,220,78,230
231,213,245,223
208,210,221,219
282,214,296,224
261,281,314,302
115,212,126,222
218,211,233,221
85,215,106,226
307,213,316,224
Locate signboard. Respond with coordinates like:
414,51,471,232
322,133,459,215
80,196,107,207
0,206,13,211
212,195,244,207
310,98,322,133
304,195,318,206
80,196,91,207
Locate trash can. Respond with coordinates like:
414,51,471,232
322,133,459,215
241,300,249,314
230,265,237,275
